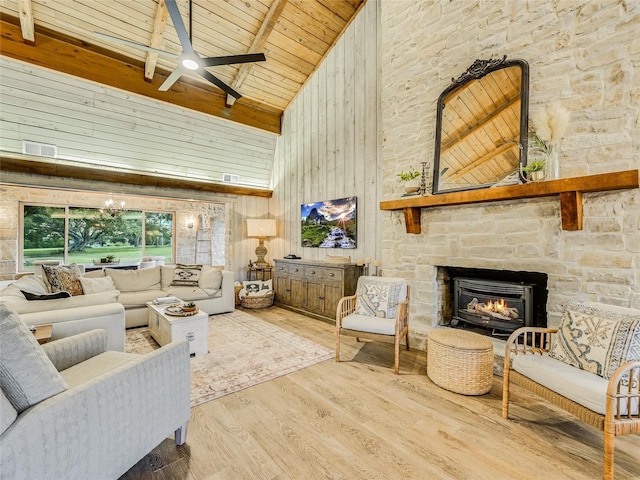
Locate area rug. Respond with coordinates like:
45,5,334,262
126,309,334,407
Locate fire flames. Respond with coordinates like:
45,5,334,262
467,297,519,320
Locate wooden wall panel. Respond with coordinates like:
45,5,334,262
268,0,380,266
0,58,277,189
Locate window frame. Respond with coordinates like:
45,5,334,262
19,202,176,273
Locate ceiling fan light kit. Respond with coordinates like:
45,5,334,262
94,0,265,101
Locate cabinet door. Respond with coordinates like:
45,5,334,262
322,282,343,318
306,280,324,314
275,276,291,305
290,277,307,308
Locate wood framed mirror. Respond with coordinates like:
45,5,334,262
432,57,530,194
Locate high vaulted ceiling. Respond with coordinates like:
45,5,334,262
0,0,365,134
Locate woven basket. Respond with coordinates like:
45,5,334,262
427,328,494,395
240,290,275,309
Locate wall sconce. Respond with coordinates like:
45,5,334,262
187,221,194,230
246,219,277,266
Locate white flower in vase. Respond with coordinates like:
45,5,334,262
529,103,570,180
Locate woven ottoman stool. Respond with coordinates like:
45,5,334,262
427,328,494,395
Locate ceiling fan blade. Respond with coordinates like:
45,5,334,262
93,32,179,59
165,0,196,57
159,65,188,91
198,68,242,100
201,53,267,68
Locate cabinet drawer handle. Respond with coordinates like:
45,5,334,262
318,296,324,300
286,289,291,292
329,273,335,277
310,270,316,274
294,268,299,272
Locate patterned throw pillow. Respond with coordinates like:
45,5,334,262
354,277,407,318
42,264,84,296
170,264,202,287
549,302,640,384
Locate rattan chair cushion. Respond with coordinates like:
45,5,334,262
341,313,396,335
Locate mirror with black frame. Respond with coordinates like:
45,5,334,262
432,57,530,194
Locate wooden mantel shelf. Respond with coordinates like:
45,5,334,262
379,170,639,234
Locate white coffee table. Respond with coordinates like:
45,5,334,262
146,302,209,356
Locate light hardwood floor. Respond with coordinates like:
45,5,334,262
120,307,640,480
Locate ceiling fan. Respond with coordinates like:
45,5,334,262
94,0,265,100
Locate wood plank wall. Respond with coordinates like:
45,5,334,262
0,57,277,189
268,0,380,267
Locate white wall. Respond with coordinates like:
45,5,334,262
269,0,381,266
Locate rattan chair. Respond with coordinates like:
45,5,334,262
503,327,640,480
335,276,410,374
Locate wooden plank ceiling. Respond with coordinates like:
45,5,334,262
0,0,365,134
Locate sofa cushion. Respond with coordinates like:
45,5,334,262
42,264,84,296
83,269,106,278
1,291,120,315
117,289,167,309
512,353,639,416
549,302,640,383
170,264,202,287
60,351,136,388
0,387,17,434
10,275,49,296
342,313,397,335
79,276,117,295
106,266,161,292
163,286,222,302
0,305,68,412
354,276,407,319
199,266,223,291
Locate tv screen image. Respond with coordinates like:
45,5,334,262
301,196,357,248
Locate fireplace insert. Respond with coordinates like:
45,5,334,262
452,277,535,334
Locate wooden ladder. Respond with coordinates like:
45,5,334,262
194,214,214,265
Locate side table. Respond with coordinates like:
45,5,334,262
245,266,273,281
32,324,53,344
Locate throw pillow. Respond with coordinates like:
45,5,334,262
261,279,273,291
170,264,202,287
106,266,161,292
199,266,223,291
42,264,84,296
78,276,117,295
0,305,68,412
549,302,640,383
243,280,264,297
354,277,407,318
21,291,71,301
12,275,49,296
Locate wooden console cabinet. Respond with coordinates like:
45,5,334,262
274,259,363,321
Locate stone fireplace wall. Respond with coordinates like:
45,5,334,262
380,1,640,349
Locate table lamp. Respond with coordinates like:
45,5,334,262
246,219,277,266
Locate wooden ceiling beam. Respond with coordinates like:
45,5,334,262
226,0,288,107
0,17,282,135
0,156,273,198
144,0,169,82
17,0,34,45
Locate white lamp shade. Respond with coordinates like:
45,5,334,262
246,219,276,237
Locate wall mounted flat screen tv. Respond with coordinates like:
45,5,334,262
301,196,357,248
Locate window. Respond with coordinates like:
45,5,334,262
21,204,174,271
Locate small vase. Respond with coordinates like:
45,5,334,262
530,170,545,182
545,147,560,180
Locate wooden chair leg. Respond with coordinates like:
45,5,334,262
405,330,410,351
502,368,510,419
394,335,400,375
335,329,340,363
603,425,615,480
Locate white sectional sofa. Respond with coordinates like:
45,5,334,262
0,264,235,334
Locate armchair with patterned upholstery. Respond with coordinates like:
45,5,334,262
335,276,410,374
